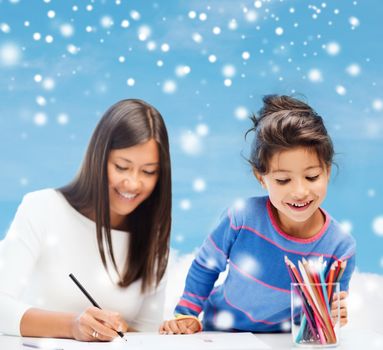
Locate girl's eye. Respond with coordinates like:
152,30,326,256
276,179,290,185
306,175,319,181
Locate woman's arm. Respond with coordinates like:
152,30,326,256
20,307,128,341
0,193,128,341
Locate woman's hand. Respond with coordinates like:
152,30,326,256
71,307,129,341
331,291,348,327
159,316,202,335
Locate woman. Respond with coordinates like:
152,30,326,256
0,99,171,341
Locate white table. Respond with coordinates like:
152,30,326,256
1,328,382,349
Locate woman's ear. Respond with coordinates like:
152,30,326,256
253,168,266,188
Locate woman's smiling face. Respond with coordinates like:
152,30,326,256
107,139,160,229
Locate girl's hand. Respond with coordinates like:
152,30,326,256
331,291,348,327
71,307,129,341
159,316,202,335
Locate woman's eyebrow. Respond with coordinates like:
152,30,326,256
116,157,159,166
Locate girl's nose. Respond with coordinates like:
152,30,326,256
292,181,309,198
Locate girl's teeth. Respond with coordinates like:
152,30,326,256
291,201,310,207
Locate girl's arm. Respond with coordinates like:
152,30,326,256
161,208,241,334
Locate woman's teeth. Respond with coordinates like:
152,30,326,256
117,190,137,199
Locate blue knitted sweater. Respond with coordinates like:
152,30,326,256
174,196,356,332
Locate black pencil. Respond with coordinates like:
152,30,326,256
69,273,126,341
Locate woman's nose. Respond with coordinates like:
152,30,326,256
123,174,141,191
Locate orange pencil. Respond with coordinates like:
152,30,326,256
326,261,337,299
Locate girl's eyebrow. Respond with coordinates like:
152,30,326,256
271,165,322,173
116,157,159,166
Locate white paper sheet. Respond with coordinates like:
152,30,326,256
21,332,271,350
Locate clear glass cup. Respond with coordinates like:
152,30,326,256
291,282,340,347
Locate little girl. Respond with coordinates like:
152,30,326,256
160,95,356,334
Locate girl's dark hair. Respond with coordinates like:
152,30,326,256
59,99,171,292
247,95,334,174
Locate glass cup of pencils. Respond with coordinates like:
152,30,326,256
291,282,340,347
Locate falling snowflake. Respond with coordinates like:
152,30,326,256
162,80,176,93
180,131,202,155
372,216,383,236
307,69,323,82
234,106,249,120
215,311,234,330
0,42,21,66
193,178,206,192
180,199,191,210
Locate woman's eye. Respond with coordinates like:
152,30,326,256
115,164,127,171
306,175,319,181
276,179,290,185
143,170,157,176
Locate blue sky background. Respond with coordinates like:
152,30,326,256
0,0,382,274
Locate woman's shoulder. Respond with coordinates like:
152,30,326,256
22,188,61,205
19,188,68,216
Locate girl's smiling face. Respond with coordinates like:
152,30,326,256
255,147,331,237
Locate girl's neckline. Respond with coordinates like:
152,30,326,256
266,198,330,243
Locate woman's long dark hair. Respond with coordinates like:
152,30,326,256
59,99,171,292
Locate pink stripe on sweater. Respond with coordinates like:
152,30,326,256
223,289,287,325
184,291,208,300
229,261,290,293
179,299,202,313
208,235,227,258
227,201,347,260
228,212,342,261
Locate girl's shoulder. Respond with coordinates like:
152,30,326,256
227,196,269,222
327,217,357,250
